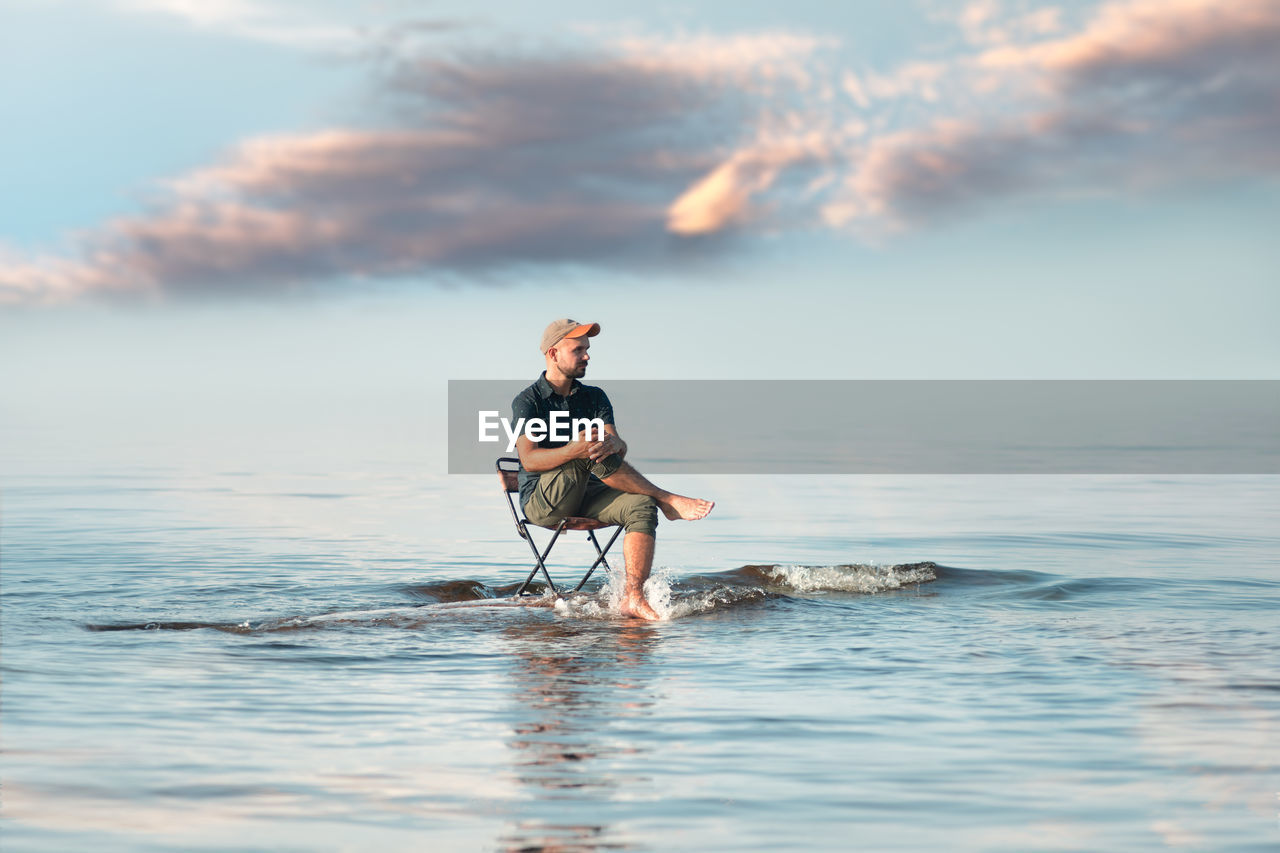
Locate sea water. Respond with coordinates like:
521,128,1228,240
2,460,1278,851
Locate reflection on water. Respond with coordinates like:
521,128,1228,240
498,621,660,853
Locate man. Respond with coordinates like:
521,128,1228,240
512,319,714,621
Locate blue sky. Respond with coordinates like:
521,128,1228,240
2,0,1278,471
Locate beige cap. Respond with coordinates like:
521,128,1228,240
540,318,600,354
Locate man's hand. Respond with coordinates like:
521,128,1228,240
562,437,598,461
585,431,623,462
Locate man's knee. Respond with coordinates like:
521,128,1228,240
619,494,658,536
589,453,623,480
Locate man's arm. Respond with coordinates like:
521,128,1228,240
517,425,627,470
588,388,625,462
516,434,592,472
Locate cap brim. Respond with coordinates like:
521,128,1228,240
564,322,601,339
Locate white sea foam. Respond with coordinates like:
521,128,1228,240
551,587,615,620
662,585,769,619
549,564,683,620
762,563,936,594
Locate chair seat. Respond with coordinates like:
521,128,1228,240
527,516,616,532
556,516,615,532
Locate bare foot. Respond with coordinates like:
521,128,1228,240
659,494,715,521
619,594,661,621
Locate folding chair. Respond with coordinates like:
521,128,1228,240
497,457,624,598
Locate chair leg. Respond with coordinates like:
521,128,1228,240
572,526,624,593
514,520,568,597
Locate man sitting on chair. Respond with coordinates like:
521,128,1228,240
513,319,715,620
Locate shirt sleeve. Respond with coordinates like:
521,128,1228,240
595,388,616,425
511,389,538,425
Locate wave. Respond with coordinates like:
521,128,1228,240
706,561,939,594
400,561,939,621
84,561,939,631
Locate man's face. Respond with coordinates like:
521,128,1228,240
551,336,590,378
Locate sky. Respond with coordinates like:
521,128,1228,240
1,0,1278,473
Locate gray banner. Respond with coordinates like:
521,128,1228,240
448,380,1280,474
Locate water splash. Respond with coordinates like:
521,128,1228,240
644,565,678,619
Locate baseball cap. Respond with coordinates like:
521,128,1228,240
540,319,601,354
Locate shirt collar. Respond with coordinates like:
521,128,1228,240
536,371,582,399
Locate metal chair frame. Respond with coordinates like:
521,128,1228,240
496,457,624,597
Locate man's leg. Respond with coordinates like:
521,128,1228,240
578,481,662,620
621,532,657,620
599,460,714,521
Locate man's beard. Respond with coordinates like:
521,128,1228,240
555,356,587,378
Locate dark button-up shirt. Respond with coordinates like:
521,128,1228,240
511,372,615,507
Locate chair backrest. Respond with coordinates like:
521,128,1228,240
496,457,520,494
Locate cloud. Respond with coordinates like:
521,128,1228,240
2,31,830,303
5,1,1279,303
112,0,363,49
952,0,1064,47
830,0,1280,230
667,133,831,236
841,61,949,106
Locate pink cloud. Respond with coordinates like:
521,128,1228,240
667,134,830,236
980,0,1280,78
832,0,1280,228
953,0,1064,47
1,31,837,303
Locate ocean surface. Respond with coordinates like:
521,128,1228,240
2,461,1279,851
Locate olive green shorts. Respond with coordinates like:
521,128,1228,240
522,455,658,536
